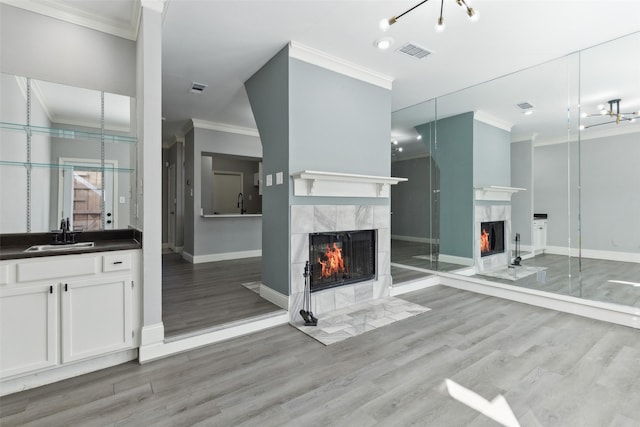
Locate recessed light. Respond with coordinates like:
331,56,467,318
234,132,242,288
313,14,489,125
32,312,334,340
374,37,394,50
392,140,398,145
416,134,422,140
523,110,534,116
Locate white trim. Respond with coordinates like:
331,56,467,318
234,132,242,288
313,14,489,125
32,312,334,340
544,246,640,263
140,0,166,14
438,254,475,266
474,186,526,202
189,250,262,264
474,111,513,132
439,273,640,329
0,349,137,396
291,170,406,198
390,275,440,296
288,41,394,90
259,284,289,310
532,127,640,147
182,251,194,263
391,235,439,244
138,312,289,363
190,119,259,137
140,322,164,346
3,0,141,41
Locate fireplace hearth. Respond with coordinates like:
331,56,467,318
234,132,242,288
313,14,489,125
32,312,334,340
309,230,376,292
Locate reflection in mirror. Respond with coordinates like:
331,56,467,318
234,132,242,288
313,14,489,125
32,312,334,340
390,31,640,309
0,73,136,234
200,153,262,215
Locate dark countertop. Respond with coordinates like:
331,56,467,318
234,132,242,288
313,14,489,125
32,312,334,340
0,229,142,260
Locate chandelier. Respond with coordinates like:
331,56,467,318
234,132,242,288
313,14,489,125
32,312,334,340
580,99,639,130
380,0,478,33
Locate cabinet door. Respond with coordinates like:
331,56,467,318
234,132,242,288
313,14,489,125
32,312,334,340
0,284,58,377
61,276,132,363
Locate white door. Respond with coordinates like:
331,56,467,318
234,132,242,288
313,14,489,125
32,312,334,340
0,284,58,377
61,276,132,363
59,159,117,231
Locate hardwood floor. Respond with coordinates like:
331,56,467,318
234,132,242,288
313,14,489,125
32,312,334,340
162,253,281,338
3,286,639,426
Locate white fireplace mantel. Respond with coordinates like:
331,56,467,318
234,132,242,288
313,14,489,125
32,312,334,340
474,186,526,202
291,170,407,198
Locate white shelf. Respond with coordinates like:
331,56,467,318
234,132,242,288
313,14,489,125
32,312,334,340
291,170,407,198
474,186,526,202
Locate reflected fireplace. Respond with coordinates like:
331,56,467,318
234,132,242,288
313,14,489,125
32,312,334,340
309,230,376,292
480,220,505,257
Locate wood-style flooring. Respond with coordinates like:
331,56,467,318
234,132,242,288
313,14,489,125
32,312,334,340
162,253,281,338
3,286,639,426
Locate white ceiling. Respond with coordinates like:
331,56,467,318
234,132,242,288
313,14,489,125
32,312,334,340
7,0,640,151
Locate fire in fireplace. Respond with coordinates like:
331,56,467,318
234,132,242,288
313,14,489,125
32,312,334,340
480,220,505,257
309,230,376,292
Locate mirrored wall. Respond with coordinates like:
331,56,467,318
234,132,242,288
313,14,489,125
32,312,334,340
0,73,137,234
391,32,640,309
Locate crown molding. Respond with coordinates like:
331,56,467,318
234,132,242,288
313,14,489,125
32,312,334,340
189,119,260,138
474,111,513,132
288,41,394,90
2,0,141,41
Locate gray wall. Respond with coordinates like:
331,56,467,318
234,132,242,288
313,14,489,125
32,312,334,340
245,46,290,296
534,132,640,253
184,127,263,258
474,120,511,187
580,132,640,252
511,140,533,246
417,112,474,259
534,141,579,248
391,157,432,239
247,46,392,296
0,4,136,97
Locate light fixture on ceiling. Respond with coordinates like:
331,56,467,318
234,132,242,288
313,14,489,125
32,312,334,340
375,37,394,50
416,134,423,140
581,99,639,129
380,0,478,33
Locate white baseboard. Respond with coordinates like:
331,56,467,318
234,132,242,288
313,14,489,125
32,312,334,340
391,235,439,244
140,322,165,346
1,349,137,396
260,284,289,310
390,275,440,296
138,312,289,363
545,246,639,263
439,273,640,330
439,254,474,266
187,250,262,264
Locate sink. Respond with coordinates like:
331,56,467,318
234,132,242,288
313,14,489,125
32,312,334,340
25,242,95,252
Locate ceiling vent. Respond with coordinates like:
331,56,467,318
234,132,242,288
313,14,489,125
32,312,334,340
190,82,208,94
517,102,535,110
397,42,432,59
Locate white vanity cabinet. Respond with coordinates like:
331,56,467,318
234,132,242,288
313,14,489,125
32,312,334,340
0,250,139,380
0,283,58,377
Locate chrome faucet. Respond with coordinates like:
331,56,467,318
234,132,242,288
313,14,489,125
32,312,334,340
237,192,246,214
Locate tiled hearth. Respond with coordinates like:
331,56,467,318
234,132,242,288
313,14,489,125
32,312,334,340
289,204,391,322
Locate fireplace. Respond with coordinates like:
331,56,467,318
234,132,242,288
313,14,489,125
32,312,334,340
309,229,376,292
480,220,505,257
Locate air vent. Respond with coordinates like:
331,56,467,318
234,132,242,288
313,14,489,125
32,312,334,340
190,82,208,94
397,42,432,59
517,102,534,110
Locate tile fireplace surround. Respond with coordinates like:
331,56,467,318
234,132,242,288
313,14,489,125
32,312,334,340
289,204,391,323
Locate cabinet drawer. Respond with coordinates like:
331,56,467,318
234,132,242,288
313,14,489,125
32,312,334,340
17,257,97,283
103,254,132,272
